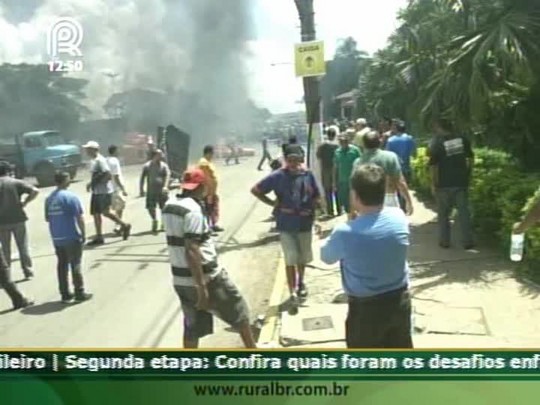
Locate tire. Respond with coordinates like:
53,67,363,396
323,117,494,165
35,163,56,187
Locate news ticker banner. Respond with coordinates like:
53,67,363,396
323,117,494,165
3,351,540,379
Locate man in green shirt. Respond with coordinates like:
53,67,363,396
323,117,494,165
334,133,361,219
353,131,413,216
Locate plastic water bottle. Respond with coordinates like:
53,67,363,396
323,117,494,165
510,233,524,262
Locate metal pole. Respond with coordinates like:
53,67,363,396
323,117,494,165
294,0,324,197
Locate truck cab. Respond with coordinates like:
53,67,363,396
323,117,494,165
6,131,82,186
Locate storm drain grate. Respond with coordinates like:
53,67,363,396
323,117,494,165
302,316,333,331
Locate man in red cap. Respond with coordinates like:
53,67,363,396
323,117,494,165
162,167,256,348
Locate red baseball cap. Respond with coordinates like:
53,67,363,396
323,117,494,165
182,167,206,190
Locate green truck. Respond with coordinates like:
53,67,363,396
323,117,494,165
0,130,83,187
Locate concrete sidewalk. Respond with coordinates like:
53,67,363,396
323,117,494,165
258,194,540,348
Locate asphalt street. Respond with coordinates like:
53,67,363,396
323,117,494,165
0,152,280,348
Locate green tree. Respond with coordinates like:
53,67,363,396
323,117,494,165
0,64,89,139
321,37,369,120
360,0,540,167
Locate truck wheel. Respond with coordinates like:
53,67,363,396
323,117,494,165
35,164,56,187
68,169,77,180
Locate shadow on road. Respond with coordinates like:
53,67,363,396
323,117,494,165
21,301,69,315
217,233,280,255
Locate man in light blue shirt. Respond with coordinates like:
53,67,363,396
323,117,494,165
321,163,412,348
386,119,416,183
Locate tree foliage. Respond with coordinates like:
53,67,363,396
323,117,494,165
0,64,89,138
358,0,540,168
321,37,369,120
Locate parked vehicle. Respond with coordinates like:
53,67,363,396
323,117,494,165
0,130,83,187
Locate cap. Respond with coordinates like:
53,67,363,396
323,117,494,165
182,167,206,191
356,118,367,125
82,141,100,149
284,144,304,158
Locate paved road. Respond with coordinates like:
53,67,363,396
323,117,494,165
0,154,280,348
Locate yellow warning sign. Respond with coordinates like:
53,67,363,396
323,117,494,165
295,40,326,77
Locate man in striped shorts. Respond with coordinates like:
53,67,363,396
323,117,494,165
162,167,256,348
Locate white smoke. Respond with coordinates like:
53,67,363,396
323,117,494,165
0,0,254,137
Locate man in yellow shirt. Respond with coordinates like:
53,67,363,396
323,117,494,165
198,145,224,233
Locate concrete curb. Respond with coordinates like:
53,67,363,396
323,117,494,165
257,254,286,347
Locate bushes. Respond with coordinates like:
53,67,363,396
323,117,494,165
411,147,431,196
411,146,540,280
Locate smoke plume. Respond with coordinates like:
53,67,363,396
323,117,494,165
0,0,255,143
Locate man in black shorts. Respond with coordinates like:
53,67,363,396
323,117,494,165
82,141,131,245
140,149,171,233
162,167,256,348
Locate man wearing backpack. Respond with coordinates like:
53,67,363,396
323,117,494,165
251,144,321,314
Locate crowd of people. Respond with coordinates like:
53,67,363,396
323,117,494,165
0,140,175,308
2,117,539,350
251,116,482,348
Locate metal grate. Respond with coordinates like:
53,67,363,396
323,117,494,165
302,316,333,331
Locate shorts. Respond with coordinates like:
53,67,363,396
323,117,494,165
279,231,313,266
146,192,168,210
173,270,250,341
384,193,400,208
337,183,351,212
111,191,126,211
90,194,112,215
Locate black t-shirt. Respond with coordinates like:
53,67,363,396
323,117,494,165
317,141,338,169
0,176,33,225
429,134,474,188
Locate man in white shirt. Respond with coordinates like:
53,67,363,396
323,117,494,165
107,145,128,234
353,118,371,151
82,141,131,245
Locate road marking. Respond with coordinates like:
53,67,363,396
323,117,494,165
257,254,286,346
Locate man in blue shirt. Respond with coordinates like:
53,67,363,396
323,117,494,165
386,119,416,184
251,144,320,314
321,163,412,348
45,172,92,304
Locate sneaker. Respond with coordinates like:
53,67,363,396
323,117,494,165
24,271,34,280
61,294,74,304
87,238,105,246
439,242,450,249
213,225,224,233
152,220,158,233
464,244,476,250
122,224,132,240
297,283,308,299
74,293,93,302
113,226,122,235
288,294,299,315
14,299,34,310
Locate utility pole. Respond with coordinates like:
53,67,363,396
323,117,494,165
294,0,324,196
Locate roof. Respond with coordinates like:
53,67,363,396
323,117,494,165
334,89,360,101
23,130,58,136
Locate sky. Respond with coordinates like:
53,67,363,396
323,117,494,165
0,0,409,117
247,0,408,113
